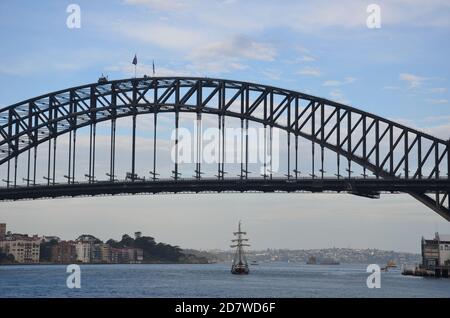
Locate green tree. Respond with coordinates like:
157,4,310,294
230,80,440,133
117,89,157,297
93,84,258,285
104,232,204,263
0,252,15,264
120,234,134,247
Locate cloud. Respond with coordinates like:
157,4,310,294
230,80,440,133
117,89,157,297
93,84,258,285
329,89,350,104
183,35,276,74
0,49,108,76
109,16,275,74
419,115,450,124
405,116,450,139
323,77,356,87
122,0,450,36
105,62,194,77
298,55,316,62
260,69,282,81
124,0,187,11
116,23,206,49
298,66,321,77
190,35,276,62
421,123,450,140
383,86,401,90
116,21,277,62
425,98,448,104
186,60,249,74
428,87,447,93
399,73,427,88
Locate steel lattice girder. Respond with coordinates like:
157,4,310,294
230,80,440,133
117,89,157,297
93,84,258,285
0,77,448,219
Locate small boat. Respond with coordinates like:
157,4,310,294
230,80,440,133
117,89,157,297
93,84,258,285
387,260,397,268
251,260,259,266
230,221,250,275
382,260,397,272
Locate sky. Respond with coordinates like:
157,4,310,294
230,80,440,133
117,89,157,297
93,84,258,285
0,0,449,253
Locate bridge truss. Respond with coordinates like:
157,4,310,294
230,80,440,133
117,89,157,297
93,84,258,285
0,77,448,220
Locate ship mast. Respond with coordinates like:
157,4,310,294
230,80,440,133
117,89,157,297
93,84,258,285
231,221,250,265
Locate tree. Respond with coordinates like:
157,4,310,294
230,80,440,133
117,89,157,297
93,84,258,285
106,239,119,248
120,234,134,247
0,252,15,264
104,232,204,263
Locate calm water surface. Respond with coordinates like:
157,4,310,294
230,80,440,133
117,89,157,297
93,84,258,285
0,263,449,297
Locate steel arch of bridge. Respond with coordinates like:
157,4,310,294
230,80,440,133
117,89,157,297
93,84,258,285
0,77,449,220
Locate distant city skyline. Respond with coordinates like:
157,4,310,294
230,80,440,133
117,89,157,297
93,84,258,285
2,192,450,253
0,1,449,254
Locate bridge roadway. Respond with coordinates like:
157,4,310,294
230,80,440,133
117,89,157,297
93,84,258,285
0,177,448,201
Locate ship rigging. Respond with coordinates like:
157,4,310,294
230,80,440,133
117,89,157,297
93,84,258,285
231,221,250,275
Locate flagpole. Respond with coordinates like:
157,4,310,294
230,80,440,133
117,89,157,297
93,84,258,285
132,54,137,78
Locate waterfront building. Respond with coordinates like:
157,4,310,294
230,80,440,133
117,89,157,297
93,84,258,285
0,223,5,239
111,247,130,263
437,234,450,266
90,243,102,263
129,247,144,263
75,234,102,263
50,241,77,263
422,233,450,268
0,225,41,263
0,236,41,263
90,243,112,263
110,247,143,263
6,233,39,240
100,244,111,263
75,241,91,263
136,248,144,263
110,247,120,263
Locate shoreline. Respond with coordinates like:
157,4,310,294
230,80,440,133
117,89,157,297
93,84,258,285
0,261,213,266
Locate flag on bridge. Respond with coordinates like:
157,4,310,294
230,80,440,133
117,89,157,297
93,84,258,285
152,60,155,75
132,54,137,65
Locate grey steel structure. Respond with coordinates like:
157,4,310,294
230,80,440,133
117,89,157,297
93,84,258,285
0,77,448,220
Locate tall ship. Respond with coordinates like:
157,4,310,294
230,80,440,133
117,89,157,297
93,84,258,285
230,221,250,275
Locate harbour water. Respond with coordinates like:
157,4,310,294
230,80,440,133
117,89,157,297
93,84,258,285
1,263,449,298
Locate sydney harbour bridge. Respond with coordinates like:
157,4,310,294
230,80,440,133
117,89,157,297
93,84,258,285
0,77,448,221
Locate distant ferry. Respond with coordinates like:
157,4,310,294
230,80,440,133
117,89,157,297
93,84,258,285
387,260,397,268
306,256,340,265
230,221,250,275
381,260,397,271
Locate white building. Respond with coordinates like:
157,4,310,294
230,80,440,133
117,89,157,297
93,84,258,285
422,233,450,268
75,241,91,263
437,233,450,266
74,234,102,263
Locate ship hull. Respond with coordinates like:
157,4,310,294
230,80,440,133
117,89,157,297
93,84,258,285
231,265,249,275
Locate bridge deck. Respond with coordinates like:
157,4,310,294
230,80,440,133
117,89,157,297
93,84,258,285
0,177,448,201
